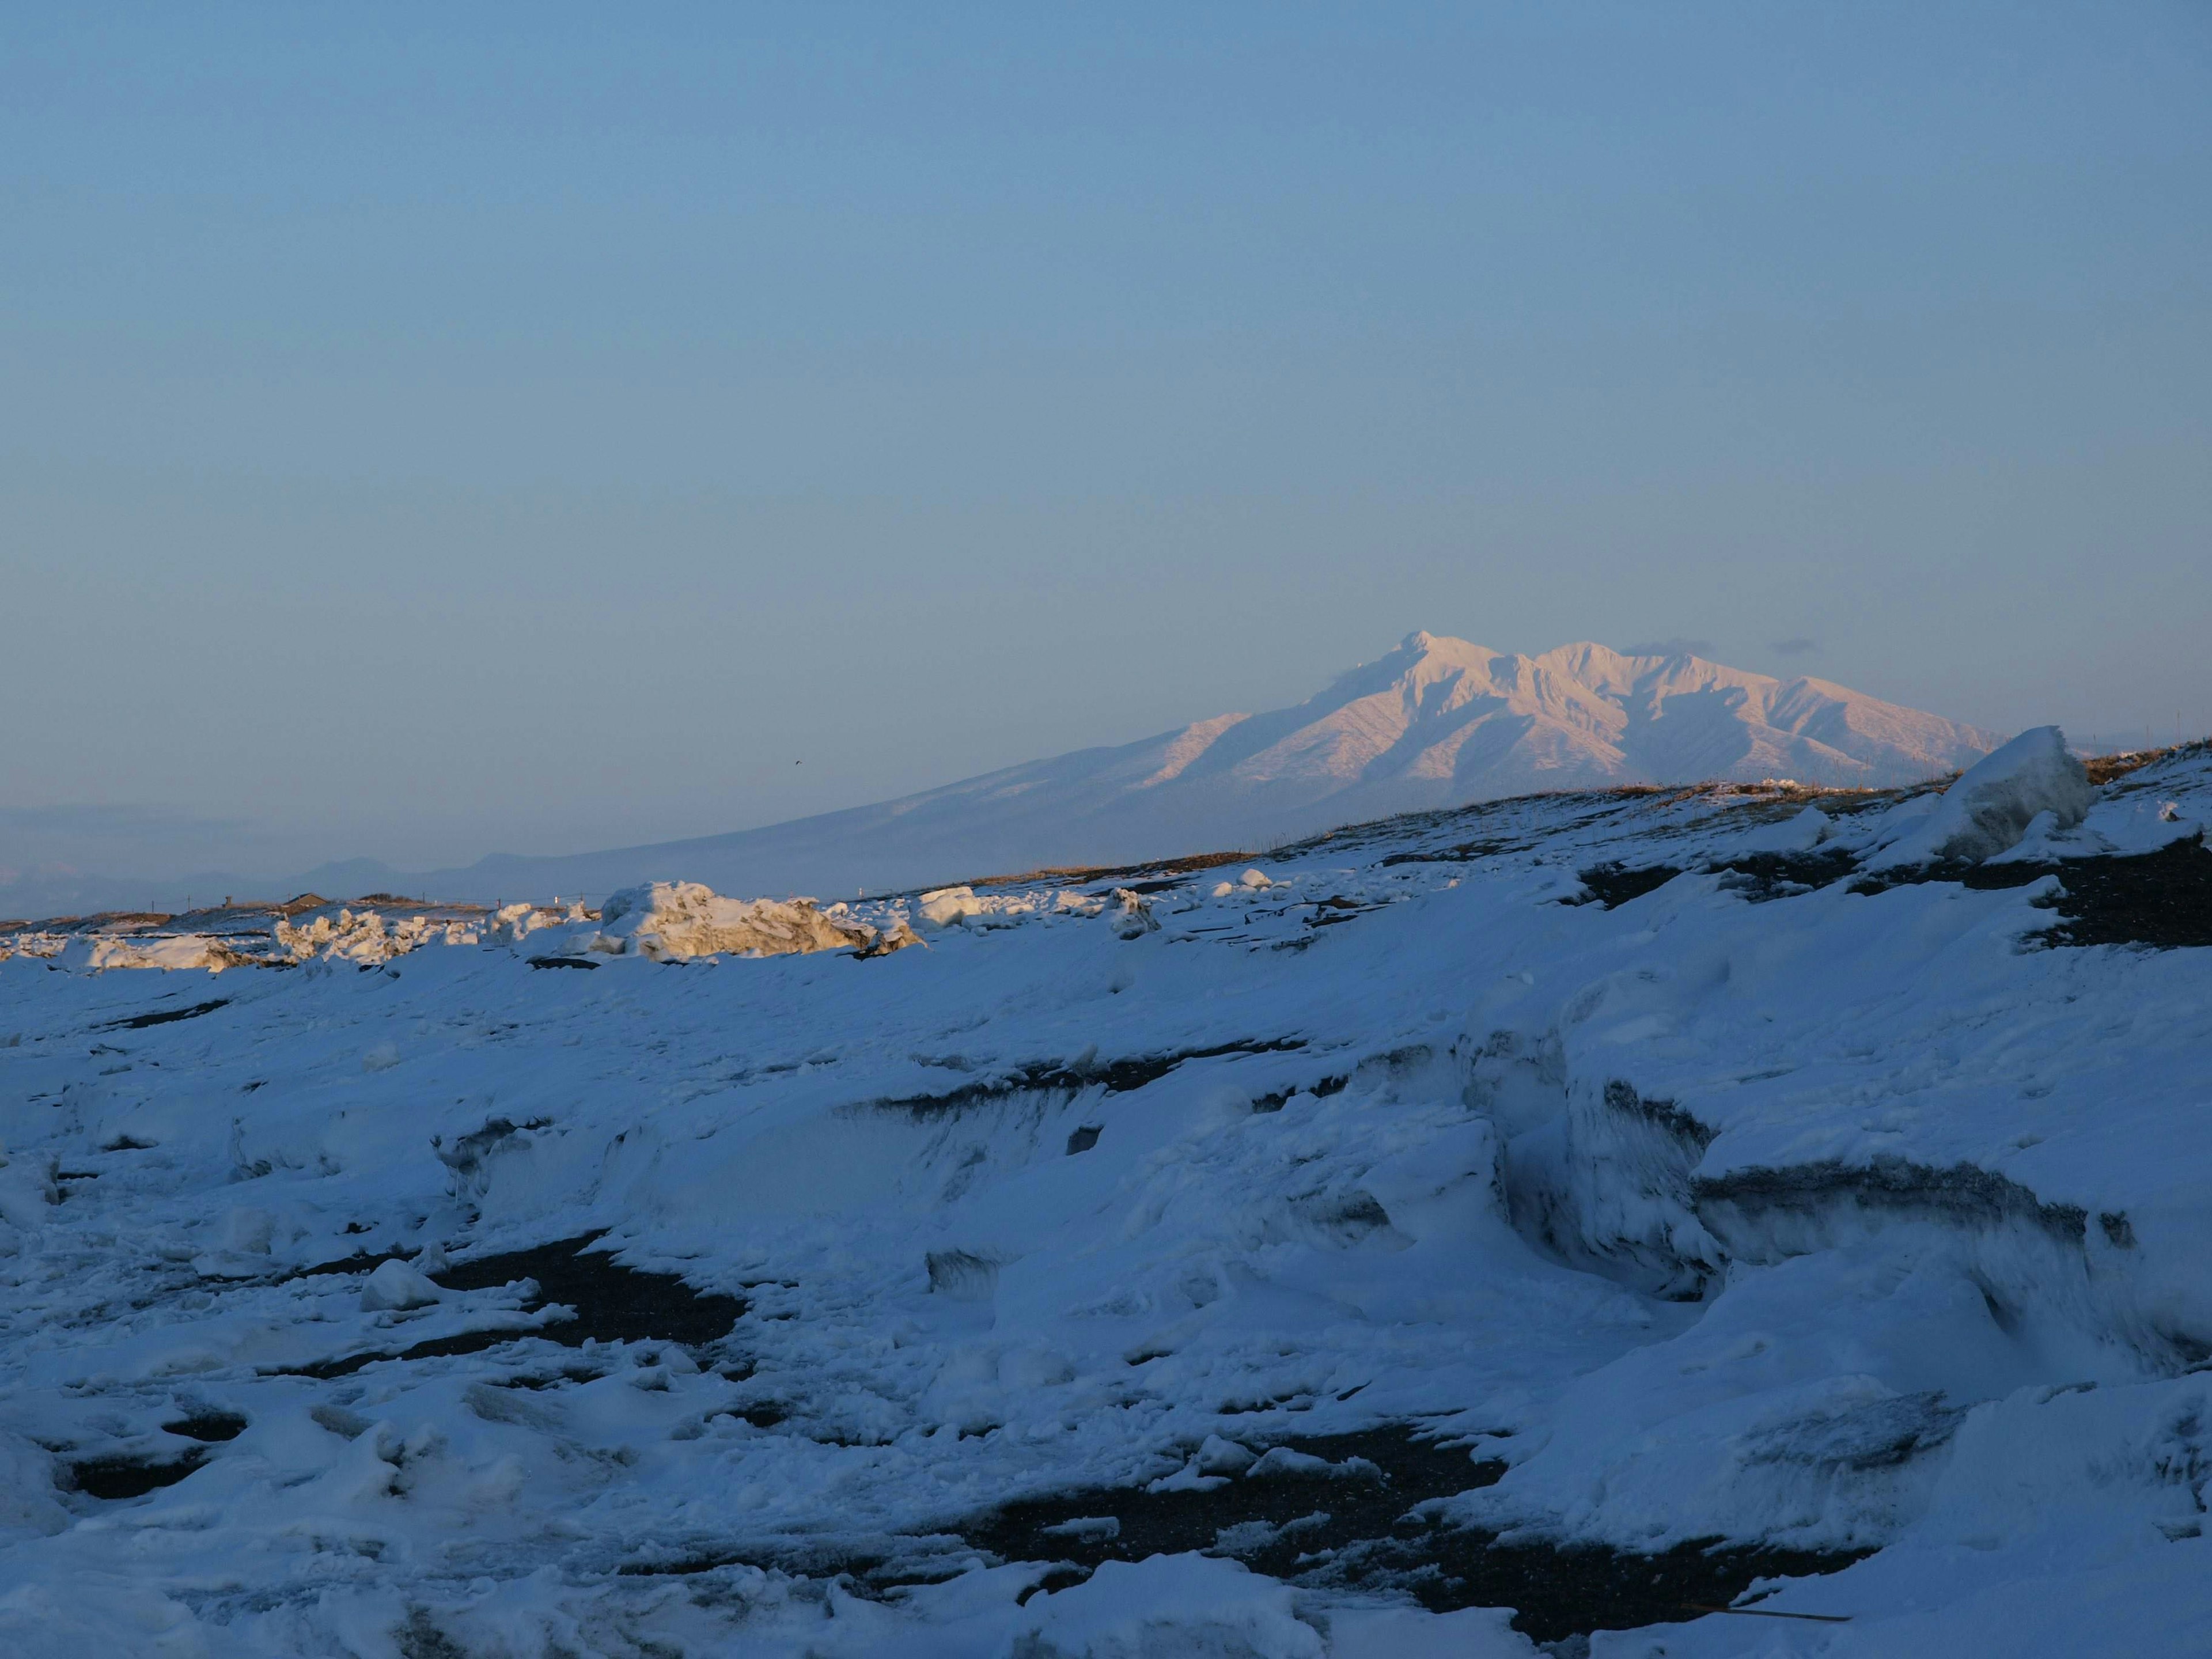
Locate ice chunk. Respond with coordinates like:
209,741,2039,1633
914,886,1050,930
916,886,984,927
1239,868,1273,888
1108,889,1159,938
486,902,560,945
1869,726,2092,868
1040,1515,1120,1541
1733,804,1832,855
854,918,923,957
56,934,250,973
1243,1446,1333,1479
594,881,874,960
1195,1434,1256,1475
359,1258,442,1312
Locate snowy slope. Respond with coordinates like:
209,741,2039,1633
425,634,2000,903
0,741,2205,1655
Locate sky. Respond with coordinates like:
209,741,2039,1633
3,2,2209,889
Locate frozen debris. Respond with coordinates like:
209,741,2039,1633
1240,868,1274,889
915,886,1075,929
1109,888,1160,937
55,934,255,974
1039,1514,1121,1541
486,902,565,945
275,907,476,965
918,886,985,926
1732,804,1833,855
855,918,924,957
1196,1434,1258,1475
359,1257,443,1312
1243,1446,1380,1481
588,881,876,960
1869,725,2093,869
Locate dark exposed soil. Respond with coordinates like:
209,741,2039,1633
162,1410,247,1442
1565,832,2212,948
953,1425,1865,1644
1706,848,1860,902
875,1039,1309,1118
100,998,228,1031
1572,864,1683,908
293,1247,418,1279
430,1234,746,1347
2084,745,2198,786
69,1449,207,1499
1379,838,1518,868
1852,835,2212,949
288,1328,530,1380
962,1427,1498,1572
1978,837,2212,949
280,1235,745,1378
1365,1529,1865,1643
969,849,1255,891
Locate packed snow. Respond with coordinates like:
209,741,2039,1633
0,741,2207,1655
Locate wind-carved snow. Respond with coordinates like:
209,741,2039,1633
0,742,2206,1654
400,632,2002,903
1866,725,2094,870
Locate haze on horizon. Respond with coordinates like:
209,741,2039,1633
4,3,2208,889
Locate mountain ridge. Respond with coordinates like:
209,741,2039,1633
0,635,2003,914
414,633,2003,902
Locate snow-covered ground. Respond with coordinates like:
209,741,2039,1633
1,738,2207,1656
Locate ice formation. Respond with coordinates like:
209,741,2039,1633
0,740,2207,1654
1868,725,2094,869
578,881,880,961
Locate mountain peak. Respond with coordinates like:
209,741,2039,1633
408,634,2009,903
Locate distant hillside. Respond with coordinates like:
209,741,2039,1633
403,633,2002,903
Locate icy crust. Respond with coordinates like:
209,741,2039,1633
537,880,904,962
0,750,2207,1653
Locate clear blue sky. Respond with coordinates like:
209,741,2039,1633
5,3,2209,881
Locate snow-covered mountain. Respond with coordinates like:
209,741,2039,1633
434,634,2001,902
